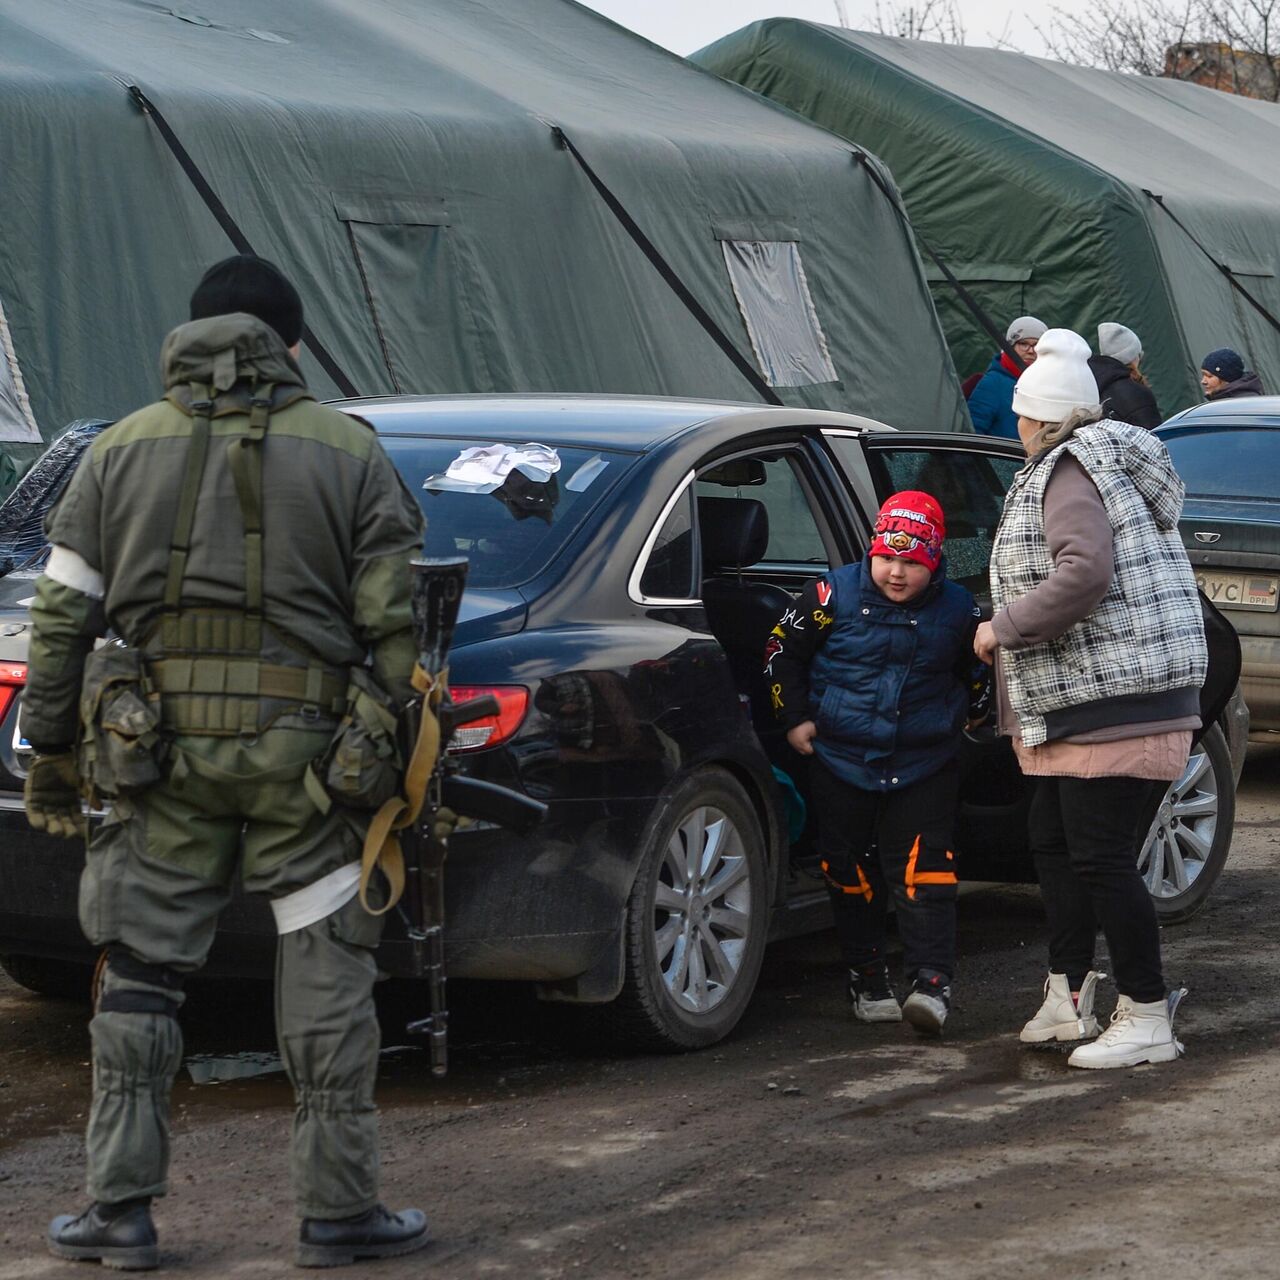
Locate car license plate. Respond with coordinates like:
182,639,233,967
1196,570,1280,612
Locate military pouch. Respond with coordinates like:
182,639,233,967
79,646,165,800
307,668,402,813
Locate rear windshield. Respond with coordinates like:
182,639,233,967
1163,427,1280,501
380,437,633,589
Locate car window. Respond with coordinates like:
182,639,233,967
379,437,632,590
1162,427,1280,500
638,484,696,601
695,455,828,569
863,445,1022,601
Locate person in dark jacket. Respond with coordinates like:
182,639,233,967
1089,323,1161,429
967,316,1046,439
766,491,990,1036
1201,347,1265,400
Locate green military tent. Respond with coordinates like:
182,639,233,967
0,0,970,483
695,21,1280,418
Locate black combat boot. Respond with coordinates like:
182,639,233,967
47,1198,159,1270
296,1204,430,1268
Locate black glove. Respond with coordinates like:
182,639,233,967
24,752,86,839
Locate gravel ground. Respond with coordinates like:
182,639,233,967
2,746,1278,1278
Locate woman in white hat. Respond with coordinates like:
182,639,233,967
973,328,1206,1069
1088,322,1161,429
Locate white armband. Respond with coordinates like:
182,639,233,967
270,861,363,934
45,545,105,600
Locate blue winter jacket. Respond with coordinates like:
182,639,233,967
966,354,1020,440
808,561,977,791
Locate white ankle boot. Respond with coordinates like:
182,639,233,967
1020,970,1103,1044
1067,993,1182,1069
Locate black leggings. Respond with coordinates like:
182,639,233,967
812,758,959,982
1028,775,1168,1003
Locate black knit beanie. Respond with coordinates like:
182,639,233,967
189,254,303,346
1201,347,1244,383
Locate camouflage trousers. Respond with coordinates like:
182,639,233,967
78,727,385,1219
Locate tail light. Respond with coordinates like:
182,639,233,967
447,685,528,753
0,662,26,726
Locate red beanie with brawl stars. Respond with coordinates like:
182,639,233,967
869,490,945,573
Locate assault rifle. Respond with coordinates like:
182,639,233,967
402,557,546,1076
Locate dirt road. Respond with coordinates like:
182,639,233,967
3,749,1279,1279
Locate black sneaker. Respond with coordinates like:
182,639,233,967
902,971,951,1036
47,1199,159,1270
297,1204,430,1268
848,964,902,1023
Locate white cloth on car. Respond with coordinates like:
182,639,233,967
425,442,561,493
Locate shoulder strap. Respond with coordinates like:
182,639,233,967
161,385,214,640
226,383,274,630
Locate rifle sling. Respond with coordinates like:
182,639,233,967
358,663,444,916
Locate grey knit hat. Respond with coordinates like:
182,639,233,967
1098,322,1142,365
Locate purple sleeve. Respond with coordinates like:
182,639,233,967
991,455,1114,650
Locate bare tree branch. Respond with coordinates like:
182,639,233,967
864,0,967,43
1037,0,1280,100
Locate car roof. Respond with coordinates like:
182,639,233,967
1158,396,1280,430
330,393,895,451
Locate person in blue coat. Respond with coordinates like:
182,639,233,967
966,316,1046,439
765,491,990,1036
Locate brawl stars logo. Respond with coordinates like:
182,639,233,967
872,505,942,565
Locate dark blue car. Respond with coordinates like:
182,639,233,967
1159,398,1280,741
0,396,1247,1050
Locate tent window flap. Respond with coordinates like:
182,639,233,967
0,295,39,443
721,240,837,388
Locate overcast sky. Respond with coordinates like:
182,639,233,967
578,1,1089,58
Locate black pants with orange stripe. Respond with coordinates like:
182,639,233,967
811,758,960,982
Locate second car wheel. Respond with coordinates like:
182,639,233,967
1138,722,1235,924
604,768,770,1052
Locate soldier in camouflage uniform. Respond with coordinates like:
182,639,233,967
23,256,431,1269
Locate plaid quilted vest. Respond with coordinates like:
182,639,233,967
990,419,1206,747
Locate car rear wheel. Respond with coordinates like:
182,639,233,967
1139,723,1234,924
604,768,769,1051
0,953,93,1000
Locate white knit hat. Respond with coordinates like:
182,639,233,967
1098,321,1142,365
1011,328,1102,424
1006,315,1047,344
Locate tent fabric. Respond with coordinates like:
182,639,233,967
0,0,970,484
695,21,1280,419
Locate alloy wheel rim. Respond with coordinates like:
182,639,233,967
652,806,752,1013
1138,746,1218,900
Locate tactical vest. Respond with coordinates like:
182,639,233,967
145,380,348,736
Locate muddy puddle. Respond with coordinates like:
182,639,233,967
0,977,612,1150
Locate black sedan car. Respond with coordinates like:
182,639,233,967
1158,398,1280,739
0,397,1247,1051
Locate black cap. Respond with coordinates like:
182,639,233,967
189,254,303,346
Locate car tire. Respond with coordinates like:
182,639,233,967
1139,723,1235,924
0,953,93,1000
602,768,769,1052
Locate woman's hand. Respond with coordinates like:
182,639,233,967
787,720,817,755
974,620,998,666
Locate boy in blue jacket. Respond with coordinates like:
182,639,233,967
766,491,990,1034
